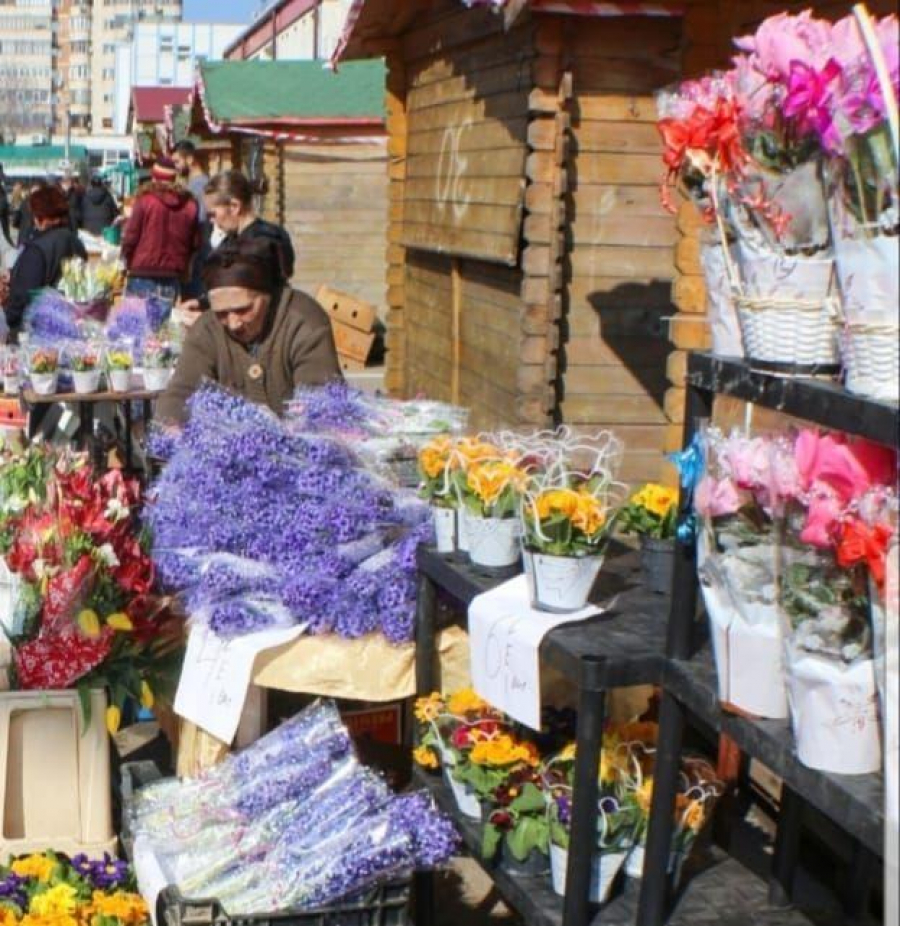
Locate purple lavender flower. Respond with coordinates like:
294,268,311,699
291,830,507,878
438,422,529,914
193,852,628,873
24,289,82,342
0,873,27,911
387,792,459,868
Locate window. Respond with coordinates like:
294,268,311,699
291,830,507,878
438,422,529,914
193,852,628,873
102,118,113,129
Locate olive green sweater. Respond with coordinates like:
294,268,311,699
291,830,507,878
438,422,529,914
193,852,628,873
157,287,342,424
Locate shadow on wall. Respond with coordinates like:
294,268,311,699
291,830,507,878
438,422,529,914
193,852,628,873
555,281,673,412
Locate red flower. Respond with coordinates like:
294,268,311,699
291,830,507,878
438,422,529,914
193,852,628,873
836,518,893,587
114,543,155,596
42,556,95,634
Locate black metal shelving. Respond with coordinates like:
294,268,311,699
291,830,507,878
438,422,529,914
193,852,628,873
413,353,896,926
636,353,897,926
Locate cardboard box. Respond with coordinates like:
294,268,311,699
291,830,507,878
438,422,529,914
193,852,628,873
331,321,376,364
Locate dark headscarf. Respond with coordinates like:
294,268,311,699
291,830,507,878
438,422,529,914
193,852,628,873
202,236,278,293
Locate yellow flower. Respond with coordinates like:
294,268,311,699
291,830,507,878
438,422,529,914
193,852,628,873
454,438,500,464
446,688,489,717
635,776,655,813
632,483,677,519
0,909,18,926
535,489,580,520
558,742,577,762
571,492,605,536
140,680,154,710
29,884,78,918
413,745,439,769
106,612,133,632
77,609,101,639
106,705,121,735
469,734,538,767
20,915,80,926
466,461,526,508
11,854,56,882
414,692,445,723
680,797,706,832
418,437,454,480
86,891,148,926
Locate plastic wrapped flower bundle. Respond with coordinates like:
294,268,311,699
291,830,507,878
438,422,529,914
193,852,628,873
145,384,433,642
130,700,458,914
0,444,183,724
0,850,149,926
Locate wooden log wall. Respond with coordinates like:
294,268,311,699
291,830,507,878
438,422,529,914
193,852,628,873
398,1,555,427
258,139,389,314
559,15,683,484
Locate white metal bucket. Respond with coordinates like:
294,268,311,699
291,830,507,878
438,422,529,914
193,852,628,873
466,515,519,569
550,844,625,903
525,551,603,613
432,506,456,554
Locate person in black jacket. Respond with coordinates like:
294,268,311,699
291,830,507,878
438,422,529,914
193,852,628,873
80,174,119,235
4,185,87,339
0,165,13,248
177,169,294,327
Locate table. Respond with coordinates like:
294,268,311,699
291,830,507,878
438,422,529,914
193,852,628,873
21,387,161,472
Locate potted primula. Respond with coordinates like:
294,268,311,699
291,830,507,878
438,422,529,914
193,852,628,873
106,346,134,393
69,344,102,394
413,687,508,819
418,436,459,554
2,346,21,395
521,475,624,612
27,348,60,396
619,483,679,594
483,767,550,877
142,338,176,391
454,442,528,571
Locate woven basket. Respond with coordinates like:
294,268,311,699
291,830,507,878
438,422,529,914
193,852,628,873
841,323,900,402
735,295,841,372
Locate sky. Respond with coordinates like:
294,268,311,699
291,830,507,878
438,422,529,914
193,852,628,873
183,0,260,24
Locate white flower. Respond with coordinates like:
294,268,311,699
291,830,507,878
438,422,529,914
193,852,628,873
95,543,120,568
105,497,128,522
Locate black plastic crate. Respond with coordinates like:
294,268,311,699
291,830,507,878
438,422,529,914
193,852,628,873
120,762,411,926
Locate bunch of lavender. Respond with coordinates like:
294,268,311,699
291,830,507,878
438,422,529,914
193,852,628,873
23,289,82,343
146,384,431,642
289,380,373,434
105,296,161,349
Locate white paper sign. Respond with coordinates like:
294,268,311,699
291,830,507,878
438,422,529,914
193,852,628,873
174,623,304,743
132,836,169,926
469,575,599,730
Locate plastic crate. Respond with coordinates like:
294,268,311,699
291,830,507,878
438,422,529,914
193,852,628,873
120,763,411,926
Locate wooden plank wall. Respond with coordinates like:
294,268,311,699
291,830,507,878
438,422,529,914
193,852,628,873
258,140,389,314
559,15,683,484
401,1,531,268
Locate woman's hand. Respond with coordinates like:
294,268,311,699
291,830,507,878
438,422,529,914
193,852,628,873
174,298,203,328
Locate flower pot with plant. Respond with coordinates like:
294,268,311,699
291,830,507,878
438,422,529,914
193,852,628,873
27,348,60,395
482,770,550,877
1,346,21,395
620,483,679,594
142,339,176,391
69,346,102,394
455,447,528,572
418,436,460,554
106,347,134,392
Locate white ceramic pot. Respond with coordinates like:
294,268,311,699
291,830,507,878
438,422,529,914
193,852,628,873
143,368,171,391
466,515,519,569
444,768,481,819
108,369,132,392
550,844,626,903
30,372,58,396
432,505,456,554
72,370,101,394
3,376,18,395
625,844,684,881
457,508,470,553
524,550,603,613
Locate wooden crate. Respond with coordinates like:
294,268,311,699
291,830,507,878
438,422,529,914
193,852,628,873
332,320,377,364
316,285,379,334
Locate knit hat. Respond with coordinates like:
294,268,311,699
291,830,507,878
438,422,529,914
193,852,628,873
151,157,178,183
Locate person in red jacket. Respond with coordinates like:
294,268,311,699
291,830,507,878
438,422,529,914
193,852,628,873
121,158,199,307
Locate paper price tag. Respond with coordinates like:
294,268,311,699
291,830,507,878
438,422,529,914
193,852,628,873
469,575,599,730
174,623,303,743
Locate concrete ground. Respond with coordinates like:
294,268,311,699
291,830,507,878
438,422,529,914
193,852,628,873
435,858,520,926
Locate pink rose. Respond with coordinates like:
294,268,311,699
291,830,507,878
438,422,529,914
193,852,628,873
695,476,742,519
800,483,845,547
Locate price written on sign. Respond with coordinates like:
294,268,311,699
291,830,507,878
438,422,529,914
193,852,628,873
469,575,599,730
174,623,304,743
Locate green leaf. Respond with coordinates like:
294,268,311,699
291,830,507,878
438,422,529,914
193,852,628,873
506,816,548,861
77,684,92,730
509,782,547,814
482,824,502,860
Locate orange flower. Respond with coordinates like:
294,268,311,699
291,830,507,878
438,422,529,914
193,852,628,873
419,437,455,480
572,492,605,536
535,489,580,520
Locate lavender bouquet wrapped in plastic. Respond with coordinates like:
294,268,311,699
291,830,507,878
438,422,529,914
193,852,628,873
146,384,432,643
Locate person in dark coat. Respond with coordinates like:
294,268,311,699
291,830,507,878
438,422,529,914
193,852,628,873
121,157,200,305
59,171,83,230
0,166,13,248
177,169,294,328
158,237,341,424
4,185,87,338
80,174,119,235
12,181,42,246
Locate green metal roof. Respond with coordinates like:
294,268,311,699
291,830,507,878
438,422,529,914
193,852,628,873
0,145,89,164
198,59,385,125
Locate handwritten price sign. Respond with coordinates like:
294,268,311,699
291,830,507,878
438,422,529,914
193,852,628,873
469,575,599,730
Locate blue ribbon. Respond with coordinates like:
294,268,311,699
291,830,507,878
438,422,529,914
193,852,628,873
667,432,705,492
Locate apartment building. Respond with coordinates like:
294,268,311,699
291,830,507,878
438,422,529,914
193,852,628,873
90,1,182,132
112,20,242,134
0,0,55,140
225,0,352,62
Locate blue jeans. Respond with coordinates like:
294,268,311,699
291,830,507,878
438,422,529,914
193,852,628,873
125,275,180,304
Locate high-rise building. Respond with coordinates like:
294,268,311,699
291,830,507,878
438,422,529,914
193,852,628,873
90,1,182,133
0,0,55,141
57,1,94,135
